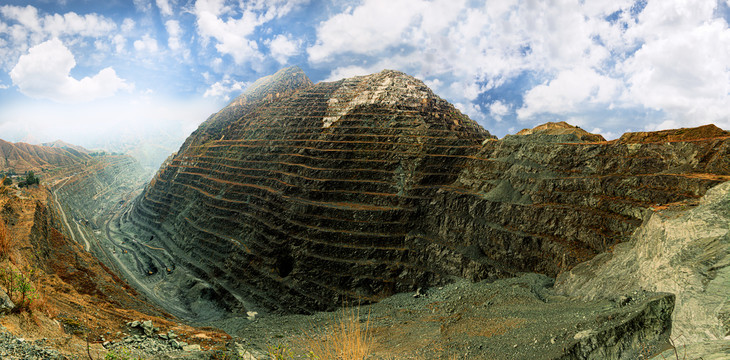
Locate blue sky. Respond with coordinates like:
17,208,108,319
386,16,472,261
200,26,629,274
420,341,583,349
1,0,730,150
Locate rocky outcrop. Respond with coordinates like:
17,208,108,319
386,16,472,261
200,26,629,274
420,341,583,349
0,290,13,314
124,67,730,314
556,181,730,359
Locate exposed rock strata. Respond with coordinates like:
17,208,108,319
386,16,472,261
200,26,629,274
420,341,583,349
556,181,730,359
125,67,730,314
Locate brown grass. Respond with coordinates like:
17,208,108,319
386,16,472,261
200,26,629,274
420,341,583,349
30,287,59,318
0,218,10,260
294,307,373,360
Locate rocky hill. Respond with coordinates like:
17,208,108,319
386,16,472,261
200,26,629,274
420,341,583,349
514,121,605,142
120,67,730,317
0,139,91,173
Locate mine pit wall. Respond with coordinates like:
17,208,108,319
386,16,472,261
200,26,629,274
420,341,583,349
51,155,147,229
125,68,730,315
424,136,730,278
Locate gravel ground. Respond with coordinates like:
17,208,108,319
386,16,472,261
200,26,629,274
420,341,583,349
0,327,64,360
212,273,673,359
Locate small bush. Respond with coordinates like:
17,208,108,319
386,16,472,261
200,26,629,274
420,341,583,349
0,267,38,312
295,307,373,360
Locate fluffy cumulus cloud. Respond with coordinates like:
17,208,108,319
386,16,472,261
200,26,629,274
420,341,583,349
517,67,621,119
489,101,510,122
134,34,159,53
9,38,131,102
266,34,301,64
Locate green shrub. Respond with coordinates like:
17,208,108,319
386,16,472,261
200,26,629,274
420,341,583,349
0,268,37,312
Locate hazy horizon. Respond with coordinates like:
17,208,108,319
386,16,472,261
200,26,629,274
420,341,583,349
2,0,730,154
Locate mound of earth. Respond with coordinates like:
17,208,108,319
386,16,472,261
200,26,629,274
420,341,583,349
514,121,606,142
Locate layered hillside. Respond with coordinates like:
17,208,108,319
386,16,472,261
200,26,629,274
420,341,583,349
126,67,730,314
0,139,91,173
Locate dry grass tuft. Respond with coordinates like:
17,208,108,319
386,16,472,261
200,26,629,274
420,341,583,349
295,306,373,360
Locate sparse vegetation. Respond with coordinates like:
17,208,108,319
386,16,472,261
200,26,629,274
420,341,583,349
268,343,294,359
294,307,373,360
104,347,144,360
17,171,40,187
0,267,38,312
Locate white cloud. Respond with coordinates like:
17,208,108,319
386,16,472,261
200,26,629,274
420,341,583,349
0,5,117,38
133,0,152,13
622,19,730,126
156,0,174,17
518,67,621,119
0,83,9,90
0,5,118,68
165,20,182,51
121,18,136,33
266,34,300,64
203,77,248,100
9,38,131,102
113,34,126,53
192,0,307,64
134,34,159,53
308,0,426,63
489,101,510,122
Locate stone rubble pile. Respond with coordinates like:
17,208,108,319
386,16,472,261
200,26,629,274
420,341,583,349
0,329,63,360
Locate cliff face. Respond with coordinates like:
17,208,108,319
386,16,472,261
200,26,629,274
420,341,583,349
126,67,730,313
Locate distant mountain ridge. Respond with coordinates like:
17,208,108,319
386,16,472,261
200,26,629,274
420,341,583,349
41,140,91,154
0,139,91,173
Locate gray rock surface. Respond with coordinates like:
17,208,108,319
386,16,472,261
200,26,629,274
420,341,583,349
0,329,63,360
556,181,730,358
0,289,14,314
